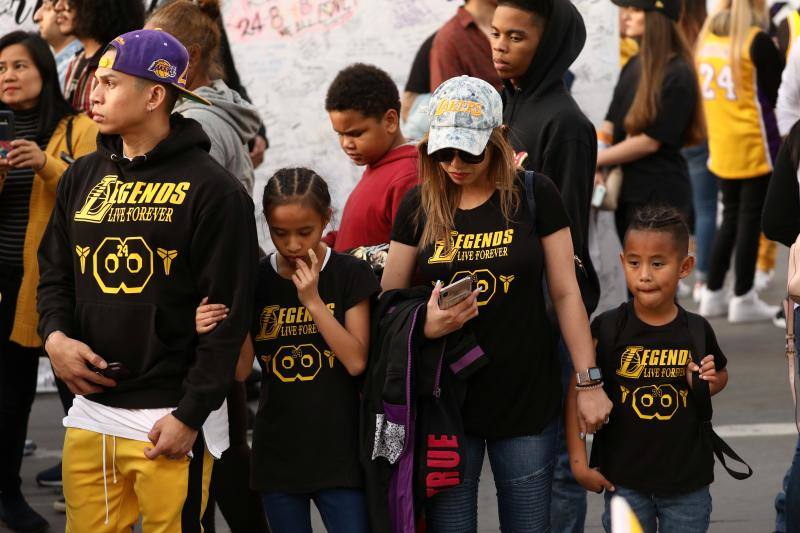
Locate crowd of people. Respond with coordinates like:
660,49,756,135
0,0,798,532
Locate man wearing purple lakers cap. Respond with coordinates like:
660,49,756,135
36,29,258,531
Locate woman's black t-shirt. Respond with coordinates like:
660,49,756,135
250,249,380,492
605,55,697,208
391,176,571,439
589,303,728,494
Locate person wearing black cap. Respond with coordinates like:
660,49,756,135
36,29,258,531
595,0,704,242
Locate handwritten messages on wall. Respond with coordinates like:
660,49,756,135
0,0,618,245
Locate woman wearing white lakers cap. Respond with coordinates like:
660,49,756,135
382,75,611,531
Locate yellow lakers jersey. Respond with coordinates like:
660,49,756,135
696,28,773,179
787,10,800,58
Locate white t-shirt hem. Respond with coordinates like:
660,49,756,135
63,396,230,459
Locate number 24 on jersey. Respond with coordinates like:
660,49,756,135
698,63,737,101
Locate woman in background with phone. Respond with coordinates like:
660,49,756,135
0,31,96,532
380,76,612,531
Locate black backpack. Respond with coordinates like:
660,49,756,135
595,303,752,480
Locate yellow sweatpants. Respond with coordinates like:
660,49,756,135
757,233,777,273
63,428,213,533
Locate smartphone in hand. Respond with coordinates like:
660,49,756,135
438,276,474,310
0,110,15,160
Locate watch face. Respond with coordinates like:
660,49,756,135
589,367,602,381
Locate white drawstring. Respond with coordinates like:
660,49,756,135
112,436,117,484
100,435,118,526
102,435,109,525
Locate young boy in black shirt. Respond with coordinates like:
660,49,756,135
566,206,729,532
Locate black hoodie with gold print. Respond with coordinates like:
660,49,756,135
37,115,258,430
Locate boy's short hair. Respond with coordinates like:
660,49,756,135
624,205,690,255
325,63,400,120
498,0,551,27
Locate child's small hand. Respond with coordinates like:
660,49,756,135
196,296,228,334
687,355,717,387
574,465,615,494
292,248,322,308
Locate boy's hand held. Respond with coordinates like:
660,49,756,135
576,387,613,435
574,465,615,494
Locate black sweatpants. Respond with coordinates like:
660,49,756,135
201,381,270,533
0,339,39,495
707,175,770,296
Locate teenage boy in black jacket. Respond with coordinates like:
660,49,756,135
491,1,598,531
37,29,258,531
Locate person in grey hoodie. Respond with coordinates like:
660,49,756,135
146,2,268,533
149,1,261,196
174,78,261,195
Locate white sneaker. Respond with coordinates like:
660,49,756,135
773,308,787,329
754,269,774,292
728,289,780,323
693,281,705,304
699,287,728,318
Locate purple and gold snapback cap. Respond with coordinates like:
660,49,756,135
100,29,211,105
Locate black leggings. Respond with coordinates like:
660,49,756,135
201,381,270,533
706,175,770,296
0,340,39,494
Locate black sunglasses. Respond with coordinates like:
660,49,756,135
430,147,486,165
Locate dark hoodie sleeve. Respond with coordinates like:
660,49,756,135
763,121,800,246
537,125,597,255
37,167,78,342
172,188,259,430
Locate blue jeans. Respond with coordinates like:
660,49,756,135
775,307,800,533
683,143,717,280
550,341,587,532
425,420,558,532
261,488,369,533
602,485,712,533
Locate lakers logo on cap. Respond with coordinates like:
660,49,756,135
434,99,483,117
655,0,664,7
147,59,177,80
98,55,115,69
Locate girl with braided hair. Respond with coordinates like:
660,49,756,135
196,168,379,532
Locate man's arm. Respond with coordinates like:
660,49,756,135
171,189,259,430
37,169,78,342
37,168,115,394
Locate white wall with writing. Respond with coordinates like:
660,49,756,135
0,0,618,241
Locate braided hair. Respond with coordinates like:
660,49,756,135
625,205,690,255
262,167,332,219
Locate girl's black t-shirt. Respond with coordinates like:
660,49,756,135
589,304,728,494
605,55,697,208
391,176,571,439
250,250,380,492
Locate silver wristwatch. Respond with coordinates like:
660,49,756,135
576,367,603,386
